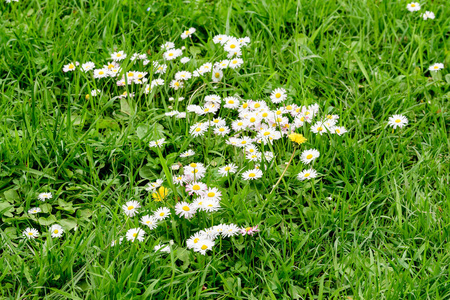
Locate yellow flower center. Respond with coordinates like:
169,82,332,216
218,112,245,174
304,173,310,177
317,127,323,131
182,206,190,211
54,230,59,234
230,44,236,49
411,3,415,7
336,129,340,133
69,64,74,69
133,233,137,237
175,82,180,86
224,167,231,171
286,105,292,110
108,64,114,69
276,118,283,122
127,206,134,210
146,221,150,224
207,192,215,197
254,103,261,108
219,128,225,132
128,72,134,77
194,238,199,243
185,30,190,34
241,141,247,144
193,185,200,191
264,131,270,136
99,71,104,75
228,100,234,104
306,154,313,159
262,112,268,117
215,73,220,78
233,60,238,64
195,128,201,132
192,169,199,173
117,53,122,57
275,93,281,98
243,103,248,109
28,232,33,235
395,119,401,123
190,163,197,168
169,53,174,57
434,66,439,69
159,212,165,216
250,117,256,122
238,122,243,126
249,173,256,177
245,227,251,232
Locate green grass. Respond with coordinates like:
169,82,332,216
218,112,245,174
1,0,450,299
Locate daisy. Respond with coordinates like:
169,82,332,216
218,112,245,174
297,168,318,181
214,126,230,136
111,237,124,246
202,187,222,201
227,49,242,59
311,122,327,135
190,123,208,137
180,149,195,158
332,126,348,136
198,62,213,74
300,149,320,164
93,68,109,79
237,136,254,147
205,94,221,103
211,117,226,127
126,228,145,242
229,58,244,69
180,57,190,64
38,192,52,201
122,200,141,217
193,239,215,255
429,63,444,71
154,244,171,253
111,51,127,61
211,68,223,82
222,223,241,237
160,41,175,50
165,110,180,117
422,11,435,20
246,152,261,162
213,34,229,45
242,169,263,180
231,119,249,132
104,61,120,70
149,138,166,148
176,112,186,119
140,215,159,230
224,38,240,52
23,228,39,239
218,163,238,176
216,60,230,69
153,207,171,221
164,49,182,60
63,62,76,72
270,88,287,104
185,181,208,196
49,224,64,238
388,114,408,129
175,202,197,219
90,89,101,97
202,199,221,212
175,71,192,81
187,232,205,249
81,62,95,72
406,2,420,12
173,174,187,185
237,37,251,46
181,27,196,39
145,179,164,191
28,207,41,214
169,80,184,90
240,225,259,236
154,63,167,74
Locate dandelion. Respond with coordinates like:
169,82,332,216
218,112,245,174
300,149,320,164
49,224,64,238
193,238,215,255
23,228,39,239
140,215,159,229
388,114,408,129
242,169,263,180
297,168,318,181
429,63,444,71
406,2,420,12
126,228,145,242
153,207,171,221
175,202,197,219
422,11,435,20
149,138,166,148
28,207,41,214
240,225,259,236
38,192,52,201
288,133,307,145
270,88,287,104
122,200,141,217
181,27,196,39
152,186,169,202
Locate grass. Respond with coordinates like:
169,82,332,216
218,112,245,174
1,0,450,299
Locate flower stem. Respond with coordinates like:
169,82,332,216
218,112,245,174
269,146,297,195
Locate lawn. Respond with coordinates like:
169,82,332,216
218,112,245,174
1,0,450,299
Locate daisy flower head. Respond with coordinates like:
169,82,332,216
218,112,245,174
213,34,229,45
301,149,320,164
93,68,109,79
311,122,327,135
153,207,171,221
38,192,53,201
214,126,230,136
422,11,435,20
173,174,187,185
190,123,208,137
205,94,222,104
181,27,196,39
332,126,348,136
229,58,244,69
122,200,141,217
145,179,164,191
211,117,226,127
222,223,241,237
242,168,263,180
185,181,208,196
164,48,183,61
81,62,95,72
180,149,195,158
169,80,184,90
202,199,221,212
175,71,192,81
212,68,223,82
126,228,145,242
246,152,261,162
28,207,41,214
111,51,127,61
175,201,197,219
193,238,215,255
406,2,420,12
297,168,318,181
218,163,238,176
224,97,240,109
199,62,213,74
149,138,166,148
49,224,64,238
154,244,171,253
270,88,287,104
241,225,259,236
160,41,175,51
111,237,124,247
23,228,39,239
237,37,251,46
187,232,205,249
63,62,76,72
154,63,167,74
202,187,222,201
140,215,159,230
388,114,408,129
216,60,230,70
224,38,241,53
227,48,242,59
429,63,444,71
180,57,190,64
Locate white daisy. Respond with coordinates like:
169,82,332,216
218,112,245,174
229,58,244,69
213,34,229,45
218,164,238,176
140,215,159,230
93,68,109,79
211,68,223,82
180,149,195,158
122,200,141,217
160,41,175,50
153,207,171,221
81,62,95,72
214,126,230,136
175,202,197,219
332,126,348,136
175,71,192,81
145,179,164,191
154,244,171,253
297,169,318,181
181,27,196,39
180,57,190,64
406,2,420,12
300,149,320,165
169,80,184,90
149,138,166,148
242,169,263,180
28,207,41,214
429,63,444,71
38,192,52,201
270,88,287,104
63,62,76,72
422,11,435,20
224,38,241,52
126,228,145,242
23,228,39,239
388,114,408,129
111,51,127,61
164,49,183,61
193,239,215,255
49,224,64,238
